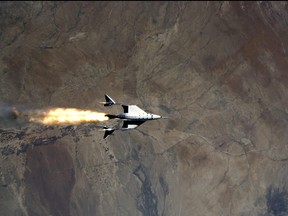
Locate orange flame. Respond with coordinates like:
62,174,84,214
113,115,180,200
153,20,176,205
29,108,109,125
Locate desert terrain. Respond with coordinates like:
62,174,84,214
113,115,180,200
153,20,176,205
0,2,288,216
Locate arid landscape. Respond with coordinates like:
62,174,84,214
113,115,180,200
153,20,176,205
1,2,288,216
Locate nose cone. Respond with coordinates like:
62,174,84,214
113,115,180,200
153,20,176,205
152,114,161,119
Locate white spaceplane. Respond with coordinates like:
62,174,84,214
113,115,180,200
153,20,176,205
100,94,167,139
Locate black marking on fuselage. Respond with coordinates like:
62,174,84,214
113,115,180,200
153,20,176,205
122,105,129,113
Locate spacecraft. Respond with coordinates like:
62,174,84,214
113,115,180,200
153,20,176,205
100,95,167,139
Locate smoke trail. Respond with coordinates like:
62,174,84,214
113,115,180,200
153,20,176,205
0,103,28,129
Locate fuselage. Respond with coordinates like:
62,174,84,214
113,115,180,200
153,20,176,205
117,113,161,120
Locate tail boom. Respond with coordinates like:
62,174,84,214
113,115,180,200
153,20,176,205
105,114,119,119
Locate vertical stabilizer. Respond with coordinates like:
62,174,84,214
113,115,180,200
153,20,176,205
99,94,116,106
103,126,115,139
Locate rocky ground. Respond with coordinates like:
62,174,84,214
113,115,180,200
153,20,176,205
0,1,288,216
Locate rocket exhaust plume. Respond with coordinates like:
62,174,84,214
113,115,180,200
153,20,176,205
27,108,109,125
0,104,108,128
